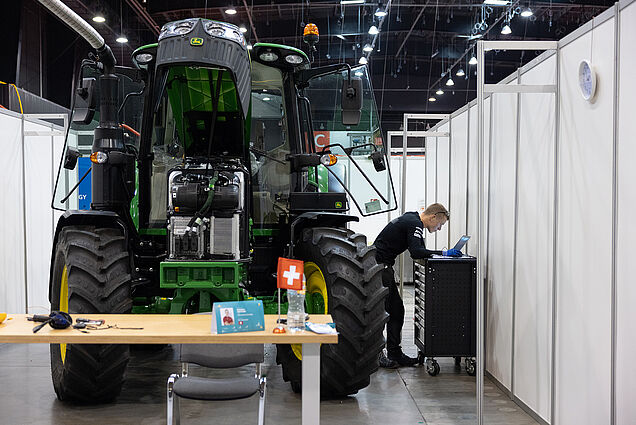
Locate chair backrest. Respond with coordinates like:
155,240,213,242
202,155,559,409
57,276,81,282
179,343,264,369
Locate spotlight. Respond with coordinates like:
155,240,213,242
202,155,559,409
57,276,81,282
225,7,237,15
368,25,379,35
436,88,444,95
92,15,105,23
456,68,465,77
501,24,512,35
359,56,368,64
428,97,436,102
375,9,387,18
446,76,454,86
363,43,373,52
247,43,253,50
116,36,128,43
469,56,478,65
239,25,247,33
521,7,533,17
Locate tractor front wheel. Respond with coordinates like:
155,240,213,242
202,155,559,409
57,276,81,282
50,226,132,403
276,227,388,396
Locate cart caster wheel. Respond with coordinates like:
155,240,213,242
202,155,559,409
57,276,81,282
466,358,476,376
417,352,425,366
426,359,440,376
454,356,462,368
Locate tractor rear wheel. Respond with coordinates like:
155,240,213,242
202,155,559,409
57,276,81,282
276,227,388,396
50,226,132,403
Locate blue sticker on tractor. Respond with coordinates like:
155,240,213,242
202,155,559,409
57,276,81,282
77,157,92,210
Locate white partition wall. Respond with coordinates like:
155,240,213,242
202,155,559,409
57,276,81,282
555,17,615,425
425,138,438,248
485,84,518,391
0,111,27,313
616,2,636,423
449,112,468,246
513,55,556,423
436,124,450,250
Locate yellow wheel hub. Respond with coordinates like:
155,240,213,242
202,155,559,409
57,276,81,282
292,262,328,361
59,265,69,364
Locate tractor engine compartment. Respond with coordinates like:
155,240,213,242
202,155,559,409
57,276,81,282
166,163,247,261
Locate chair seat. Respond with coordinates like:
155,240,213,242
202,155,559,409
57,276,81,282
173,376,260,401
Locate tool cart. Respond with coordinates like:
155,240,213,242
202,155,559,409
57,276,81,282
413,256,476,376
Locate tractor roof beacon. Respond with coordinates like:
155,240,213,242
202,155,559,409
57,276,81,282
43,0,397,403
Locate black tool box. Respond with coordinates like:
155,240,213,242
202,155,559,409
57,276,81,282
413,256,477,376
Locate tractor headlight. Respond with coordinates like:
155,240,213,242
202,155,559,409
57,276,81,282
90,151,108,164
134,52,154,65
285,54,304,65
259,51,279,62
159,19,197,41
203,20,247,48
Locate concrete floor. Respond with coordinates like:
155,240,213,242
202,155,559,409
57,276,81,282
0,288,539,425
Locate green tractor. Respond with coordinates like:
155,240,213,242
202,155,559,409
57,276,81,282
43,1,397,403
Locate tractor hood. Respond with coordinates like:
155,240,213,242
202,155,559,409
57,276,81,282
156,18,251,119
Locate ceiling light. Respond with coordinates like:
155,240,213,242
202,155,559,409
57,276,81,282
436,88,444,95
239,25,247,33
359,56,368,64
368,25,379,35
341,0,365,4
247,43,253,50
428,97,436,102
456,68,465,77
335,34,346,40
469,56,478,65
501,24,512,35
225,7,237,15
363,43,373,52
116,36,128,43
262,97,271,101
483,0,509,5
521,7,533,17
375,7,387,17
92,15,105,23
446,76,454,86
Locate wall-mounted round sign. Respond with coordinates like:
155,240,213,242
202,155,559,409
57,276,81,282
578,60,597,102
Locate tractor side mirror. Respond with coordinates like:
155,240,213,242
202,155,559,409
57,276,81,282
63,147,81,170
72,77,97,124
369,151,386,172
341,77,362,126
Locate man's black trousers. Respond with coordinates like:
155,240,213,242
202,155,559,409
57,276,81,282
382,265,405,357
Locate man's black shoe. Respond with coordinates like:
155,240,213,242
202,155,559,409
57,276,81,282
379,352,399,369
388,352,419,367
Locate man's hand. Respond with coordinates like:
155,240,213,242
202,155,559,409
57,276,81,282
442,248,462,257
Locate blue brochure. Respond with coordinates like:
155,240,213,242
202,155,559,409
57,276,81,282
211,300,265,334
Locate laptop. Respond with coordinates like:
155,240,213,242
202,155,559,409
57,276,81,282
452,235,471,252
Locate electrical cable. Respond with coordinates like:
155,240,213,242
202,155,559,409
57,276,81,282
0,81,23,114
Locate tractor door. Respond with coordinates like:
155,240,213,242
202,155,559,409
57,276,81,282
299,64,397,216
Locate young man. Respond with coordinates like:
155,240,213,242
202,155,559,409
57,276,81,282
373,203,461,368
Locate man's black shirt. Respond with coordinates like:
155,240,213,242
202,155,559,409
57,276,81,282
373,212,442,266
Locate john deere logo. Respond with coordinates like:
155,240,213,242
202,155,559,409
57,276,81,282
335,202,343,209
190,37,204,46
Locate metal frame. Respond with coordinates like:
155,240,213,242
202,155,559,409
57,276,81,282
399,113,450,297
477,39,558,425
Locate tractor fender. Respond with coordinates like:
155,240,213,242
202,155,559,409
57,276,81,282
48,210,129,303
289,212,359,257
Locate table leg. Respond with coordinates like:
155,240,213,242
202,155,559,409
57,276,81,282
302,343,320,425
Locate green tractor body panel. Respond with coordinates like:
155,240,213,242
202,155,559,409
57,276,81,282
160,261,247,289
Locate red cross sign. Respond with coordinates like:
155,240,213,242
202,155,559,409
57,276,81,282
277,258,304,290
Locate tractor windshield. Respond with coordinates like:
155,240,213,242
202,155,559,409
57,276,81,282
303,65,397,216
148,65,244,227
249,62,291,227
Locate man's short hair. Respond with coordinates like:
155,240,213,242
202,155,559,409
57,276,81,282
423,203,449,219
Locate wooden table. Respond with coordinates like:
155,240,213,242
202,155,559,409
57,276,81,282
0,314,338,425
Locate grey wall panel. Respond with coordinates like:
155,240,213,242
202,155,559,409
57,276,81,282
0,112,26,313
449,111,469,249
616,3,636,424
485,84,518,390
513,55,556,423
436,123,450,250
556,18,614,425
426,138,438,249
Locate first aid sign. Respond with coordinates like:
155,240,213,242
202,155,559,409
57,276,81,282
277,258,304,290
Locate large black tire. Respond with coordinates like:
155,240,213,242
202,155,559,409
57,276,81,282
50,226,132,403
276,227,388,396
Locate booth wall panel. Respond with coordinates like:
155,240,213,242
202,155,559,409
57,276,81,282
555,18,614,425
485,85,518,390
466,98,490,258
0,112,26,313
425,138,438,249
436,124,450,250
449,111,468,248
513,55,556,423
616,4,636,424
